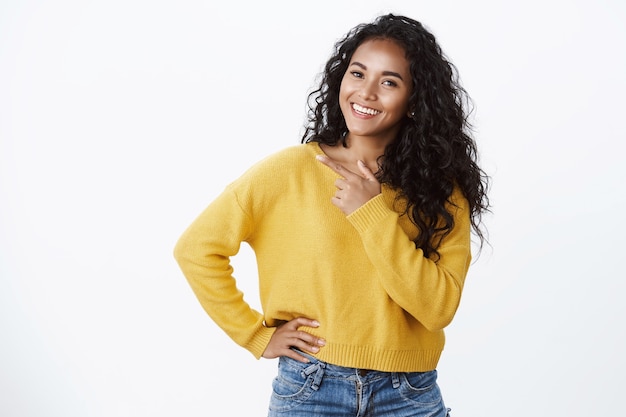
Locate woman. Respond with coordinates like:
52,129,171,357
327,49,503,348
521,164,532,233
174,13,489,416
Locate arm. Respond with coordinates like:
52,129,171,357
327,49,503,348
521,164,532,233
174,184,327,361
348,192,471,331
173,187,275,358
316,155,471,331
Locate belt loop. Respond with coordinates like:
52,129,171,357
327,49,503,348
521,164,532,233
391,372,400,389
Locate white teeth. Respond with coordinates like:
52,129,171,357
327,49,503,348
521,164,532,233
352,103,380,116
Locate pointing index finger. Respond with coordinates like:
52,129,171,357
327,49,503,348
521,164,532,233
316,154,339,171
316,154,356,178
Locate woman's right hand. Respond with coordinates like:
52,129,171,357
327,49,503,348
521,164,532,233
262,317,326,363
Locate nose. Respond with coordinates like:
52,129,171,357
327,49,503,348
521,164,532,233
358,80,377,100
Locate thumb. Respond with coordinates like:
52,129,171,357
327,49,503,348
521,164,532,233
357,160,378,182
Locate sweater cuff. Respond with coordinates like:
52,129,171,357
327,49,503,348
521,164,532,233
347,194,394,234
246,325,277,359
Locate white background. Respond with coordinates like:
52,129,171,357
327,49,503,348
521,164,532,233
1,0,625,416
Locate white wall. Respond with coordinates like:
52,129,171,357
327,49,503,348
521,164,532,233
1,0,624,415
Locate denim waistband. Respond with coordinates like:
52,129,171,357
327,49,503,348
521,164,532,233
291,349,402,381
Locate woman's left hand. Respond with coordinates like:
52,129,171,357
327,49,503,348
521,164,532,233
316,155,381,215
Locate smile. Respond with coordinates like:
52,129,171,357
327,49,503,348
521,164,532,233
352,103,381,116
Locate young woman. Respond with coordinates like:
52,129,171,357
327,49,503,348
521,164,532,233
174,13,489,416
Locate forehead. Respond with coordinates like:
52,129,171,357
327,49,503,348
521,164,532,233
350,38,409,71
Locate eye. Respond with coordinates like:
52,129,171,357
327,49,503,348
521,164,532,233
382,79,398,87
350,71,364,78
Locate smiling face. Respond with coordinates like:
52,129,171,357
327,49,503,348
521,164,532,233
339,38,413,146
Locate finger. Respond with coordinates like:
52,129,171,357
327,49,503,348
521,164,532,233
289,320,326,349
292,330,326,348
291,317,320,329
316,155,359,179
267,339,312,362
357,160,379,182
283,348,311,363
285,334,325,357
292,338,321,354
334,178,347,190
315,154,334,167
281,329,325,361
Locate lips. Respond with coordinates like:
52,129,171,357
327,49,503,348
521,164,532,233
352,102,381,116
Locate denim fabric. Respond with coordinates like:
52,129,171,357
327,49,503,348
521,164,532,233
268,352,450,417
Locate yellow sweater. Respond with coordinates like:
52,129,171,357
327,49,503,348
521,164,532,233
174,142,472,372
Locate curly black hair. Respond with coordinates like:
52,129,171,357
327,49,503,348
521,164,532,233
302,14,490,259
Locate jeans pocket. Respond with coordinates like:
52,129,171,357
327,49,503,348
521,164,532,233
269,357,322,413
398,370,443,407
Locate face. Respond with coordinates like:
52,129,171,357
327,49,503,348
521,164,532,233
339,38,413,145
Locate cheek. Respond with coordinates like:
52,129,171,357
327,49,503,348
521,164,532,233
338,83,351,114
338,78,350,101
390,94,411,116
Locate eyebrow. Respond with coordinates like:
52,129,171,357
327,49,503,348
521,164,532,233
350,61,405,81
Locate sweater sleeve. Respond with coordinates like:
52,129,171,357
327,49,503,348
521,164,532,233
173,186,275,359
346,190,472,332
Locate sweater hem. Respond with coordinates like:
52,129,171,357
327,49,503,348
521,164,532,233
312,343,443,373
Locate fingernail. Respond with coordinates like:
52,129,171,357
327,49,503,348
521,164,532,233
312,320,320,327
311,346,319,352
318,339,326,346
316,155,324,161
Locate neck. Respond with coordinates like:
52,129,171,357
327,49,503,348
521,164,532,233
344,134,389,168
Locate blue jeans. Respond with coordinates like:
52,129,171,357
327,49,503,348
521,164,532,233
268,352,451,417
